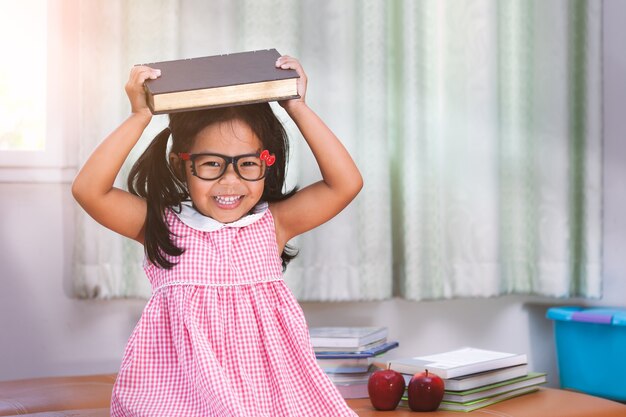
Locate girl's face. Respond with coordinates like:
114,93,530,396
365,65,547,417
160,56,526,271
181,118,266,223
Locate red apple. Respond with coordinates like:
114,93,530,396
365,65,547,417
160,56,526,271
407,369,445,412
367,367,406,411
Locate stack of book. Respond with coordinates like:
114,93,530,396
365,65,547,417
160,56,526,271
310,326,399,399
386,347,547,412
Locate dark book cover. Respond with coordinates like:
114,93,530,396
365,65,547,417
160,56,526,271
142,48,299,113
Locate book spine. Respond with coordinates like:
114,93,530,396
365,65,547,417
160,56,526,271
144,85,156,113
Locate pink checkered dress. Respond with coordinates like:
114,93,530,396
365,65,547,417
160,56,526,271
111,202,357,417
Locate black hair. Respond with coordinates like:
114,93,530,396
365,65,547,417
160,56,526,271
127,103,297,270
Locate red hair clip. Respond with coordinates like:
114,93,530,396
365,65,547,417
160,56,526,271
260,150,276,166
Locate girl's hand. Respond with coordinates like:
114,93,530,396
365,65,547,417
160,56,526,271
275,55,307,112
125,65,161,116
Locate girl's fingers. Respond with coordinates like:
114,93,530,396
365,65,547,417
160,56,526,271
146,68,161,80
275,55,291,66
276,56,300,70
125,66,160,114
126,66,160,95
276,56,307,82
131,66,161,84
275,56,307,109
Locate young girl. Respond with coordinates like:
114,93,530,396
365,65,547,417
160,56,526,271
72,56,362,416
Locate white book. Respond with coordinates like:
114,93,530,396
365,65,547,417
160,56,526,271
400,363,529,391
388,347,527,379
309,326,387,348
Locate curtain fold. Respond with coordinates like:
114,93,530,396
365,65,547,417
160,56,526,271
72,0,602,301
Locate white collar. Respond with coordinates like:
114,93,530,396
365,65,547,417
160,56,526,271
172,201,268,232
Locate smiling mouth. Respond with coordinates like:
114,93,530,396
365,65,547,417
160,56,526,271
214,195,243,206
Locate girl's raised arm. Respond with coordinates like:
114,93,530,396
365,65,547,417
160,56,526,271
71,66,161,243
270,57,363,250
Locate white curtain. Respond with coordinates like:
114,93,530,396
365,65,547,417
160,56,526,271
391,0,602,300
73,0,177,298
72,0,601,301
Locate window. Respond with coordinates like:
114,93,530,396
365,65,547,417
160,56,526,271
0,0,78,183
0,0,47,152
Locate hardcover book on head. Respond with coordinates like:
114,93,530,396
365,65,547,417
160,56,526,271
142,49,299,114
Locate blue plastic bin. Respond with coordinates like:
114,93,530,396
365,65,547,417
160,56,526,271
546,306,626,401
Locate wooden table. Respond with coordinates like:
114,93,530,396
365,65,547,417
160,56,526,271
347,387,626,417
2,375,626,416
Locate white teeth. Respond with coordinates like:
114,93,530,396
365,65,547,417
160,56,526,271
214,195,241,205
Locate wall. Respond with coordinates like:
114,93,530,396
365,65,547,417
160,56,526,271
1,2,625,384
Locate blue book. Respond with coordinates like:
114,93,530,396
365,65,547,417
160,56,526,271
315,341,399,359
321,366,372,374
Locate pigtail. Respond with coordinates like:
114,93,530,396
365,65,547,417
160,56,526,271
127,127,188,269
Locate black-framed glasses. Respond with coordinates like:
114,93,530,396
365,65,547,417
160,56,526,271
178,150,275,181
